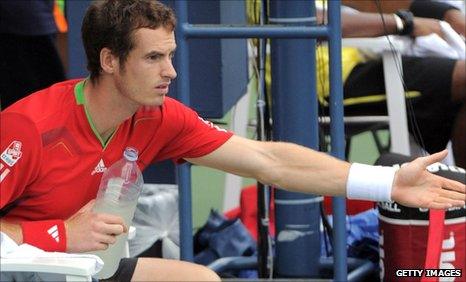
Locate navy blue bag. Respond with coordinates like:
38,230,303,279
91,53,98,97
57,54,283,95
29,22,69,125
194,210,256,266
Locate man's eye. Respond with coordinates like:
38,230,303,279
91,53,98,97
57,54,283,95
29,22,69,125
149,55,161,60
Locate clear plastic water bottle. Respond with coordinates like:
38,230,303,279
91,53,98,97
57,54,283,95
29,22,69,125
90,147,144,279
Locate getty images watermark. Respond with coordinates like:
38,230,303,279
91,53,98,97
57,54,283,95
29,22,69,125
395,269,462,279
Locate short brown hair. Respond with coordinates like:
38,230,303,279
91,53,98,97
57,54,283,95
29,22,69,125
82,0,176,82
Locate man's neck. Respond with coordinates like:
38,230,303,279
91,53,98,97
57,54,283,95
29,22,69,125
83,78,139,140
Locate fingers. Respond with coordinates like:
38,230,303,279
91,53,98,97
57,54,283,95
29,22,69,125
95,233,118,245
95,213,128,233
418,150,448,167
95,242,110,251
100,222,126,236
90,232,117,251
65,207,128,253
429,195,464,209
431,178,466,208
442,178,466,195
440,197,465,207
92,224,124,251
428,201,453,210
438,183,466,201
418,150,448,166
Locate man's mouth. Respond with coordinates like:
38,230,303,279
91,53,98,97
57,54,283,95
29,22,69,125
156,82,170,89
155,83,170,95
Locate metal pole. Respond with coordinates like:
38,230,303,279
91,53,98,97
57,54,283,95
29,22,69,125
175,0,193,262
270,0,321,278
256,1,273,278
181,24,329,38
327,1,348,280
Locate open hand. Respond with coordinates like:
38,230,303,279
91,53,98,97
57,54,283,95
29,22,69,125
391,150,466,209
65,200,127,252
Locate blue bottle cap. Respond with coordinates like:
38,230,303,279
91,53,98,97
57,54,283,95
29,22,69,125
123,147,138,162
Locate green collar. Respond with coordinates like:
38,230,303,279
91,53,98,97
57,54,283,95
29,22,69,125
74,80,116,148
74,80,85,105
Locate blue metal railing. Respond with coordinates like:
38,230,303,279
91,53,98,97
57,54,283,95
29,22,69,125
181,25,330,38
327,1,347,280
175,1,348,280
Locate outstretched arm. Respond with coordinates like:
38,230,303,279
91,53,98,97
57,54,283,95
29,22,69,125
187,136,465,209
189,136,350,197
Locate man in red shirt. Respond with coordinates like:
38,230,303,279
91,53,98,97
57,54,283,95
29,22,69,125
1,1,465,281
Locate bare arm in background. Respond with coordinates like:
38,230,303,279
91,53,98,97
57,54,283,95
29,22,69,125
444,9,465,36
316,4,443,38
342,0,465,36
341,0,412,13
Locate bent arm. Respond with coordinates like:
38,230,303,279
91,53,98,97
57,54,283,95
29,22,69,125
341,0,464,37
317,5,443,38
340,11,443,38
0,204,126,253
341,0,411,14
444,9,465,36
186,135,351,196
341,11,399,38
316,6,399,37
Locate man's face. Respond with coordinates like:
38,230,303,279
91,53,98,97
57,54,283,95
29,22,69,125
114,27,177,107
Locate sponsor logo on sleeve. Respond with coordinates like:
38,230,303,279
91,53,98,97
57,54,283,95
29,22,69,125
198,117,227,132
1,141,23,167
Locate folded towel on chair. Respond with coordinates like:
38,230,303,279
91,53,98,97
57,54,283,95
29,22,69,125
1,232,104,275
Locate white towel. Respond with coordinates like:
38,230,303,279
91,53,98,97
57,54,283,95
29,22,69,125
1,232,104,275
402,21,465,60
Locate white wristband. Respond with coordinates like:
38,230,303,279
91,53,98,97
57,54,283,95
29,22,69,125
346,163,396,202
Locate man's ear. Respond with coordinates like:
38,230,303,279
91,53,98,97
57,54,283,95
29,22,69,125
100,48,118,75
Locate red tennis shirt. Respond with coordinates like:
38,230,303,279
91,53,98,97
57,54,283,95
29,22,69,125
0,79,233,222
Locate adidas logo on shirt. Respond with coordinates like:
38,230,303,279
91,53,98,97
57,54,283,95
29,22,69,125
47,225,60,243
91,159,107,175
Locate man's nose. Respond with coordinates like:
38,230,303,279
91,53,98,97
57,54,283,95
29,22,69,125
162,59,177,80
